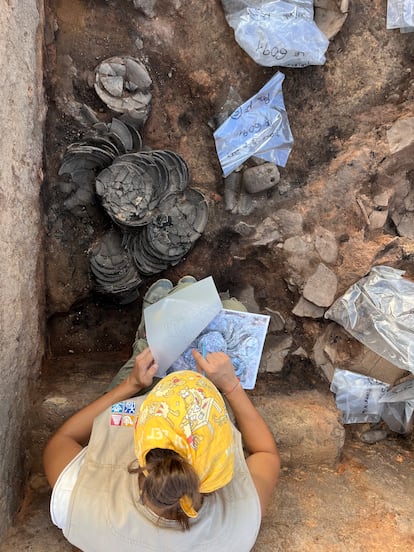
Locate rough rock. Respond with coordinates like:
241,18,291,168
292,296,326,318
252,210,303,247
314,226,338,264
242,163,280,194
303,263,338,307
283,235,313,256
264,307,286,332
251,390,345,468
387,117,414,154
262,335,293,373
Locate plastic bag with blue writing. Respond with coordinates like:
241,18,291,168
221,0,329,67
213,71,294,177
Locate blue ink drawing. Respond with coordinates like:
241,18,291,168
169,309,270,389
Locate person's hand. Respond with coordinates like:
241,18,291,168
192,350,239,394
127,347,158,390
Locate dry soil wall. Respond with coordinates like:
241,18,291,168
0,0,45,540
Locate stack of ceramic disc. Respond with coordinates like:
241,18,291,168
59,118,143,186
90,229,142,303
94,56,152,125
124,188,208,275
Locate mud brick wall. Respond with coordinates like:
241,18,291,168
0,0,45,539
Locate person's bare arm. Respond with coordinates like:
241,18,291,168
192,350,280,515
43,348,158,488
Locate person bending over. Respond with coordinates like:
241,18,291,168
44,348,280,551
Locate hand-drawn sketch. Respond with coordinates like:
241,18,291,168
169,309,270,389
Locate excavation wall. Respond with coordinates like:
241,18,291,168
0,0,45,539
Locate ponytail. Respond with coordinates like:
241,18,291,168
129,448,202,530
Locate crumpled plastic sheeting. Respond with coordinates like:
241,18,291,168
214,72,294,177
330,369,389,424
379,379,414,434
221,0,329,67
325,265,414,375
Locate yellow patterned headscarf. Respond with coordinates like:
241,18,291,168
134,371,234,515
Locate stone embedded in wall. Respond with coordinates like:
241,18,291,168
224,171,241,213
292,296,325,318
388,172,414,239
262,335,293,373
369,208,389,230
264,307,286,332
387,116,414,154
283,235,314,256
251,209,303,247
314,226,338,264
303,263,338,307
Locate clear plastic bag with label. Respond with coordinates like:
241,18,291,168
213,71,294,177
330,369,389,424
379,379,414,434
387,0,414,29
221,0,329,67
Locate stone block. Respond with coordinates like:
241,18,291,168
250,390,345,468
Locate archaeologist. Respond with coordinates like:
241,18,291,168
43,278,280,551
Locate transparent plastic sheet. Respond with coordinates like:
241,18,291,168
330,369,389,424
221,0,329,67
379,379,414,434
325,266,414,375
213,72,294,177
145,277,222,375
387,0,414,30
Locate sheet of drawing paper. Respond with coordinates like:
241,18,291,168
144,276,222,375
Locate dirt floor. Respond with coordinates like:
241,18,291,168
5,0,411,550
1,354,413,551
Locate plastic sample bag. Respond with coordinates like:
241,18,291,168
214,72,294,177
221,0,329,67
380,379,414,434
330,369,389,424
325,266,414,375
387,0,414,30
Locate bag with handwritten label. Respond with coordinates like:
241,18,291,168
213,71,294,177
221,0,329,67
330,369,389,424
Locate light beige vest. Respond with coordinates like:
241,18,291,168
64,396,261,552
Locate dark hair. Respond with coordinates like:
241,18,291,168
129,448,202,530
